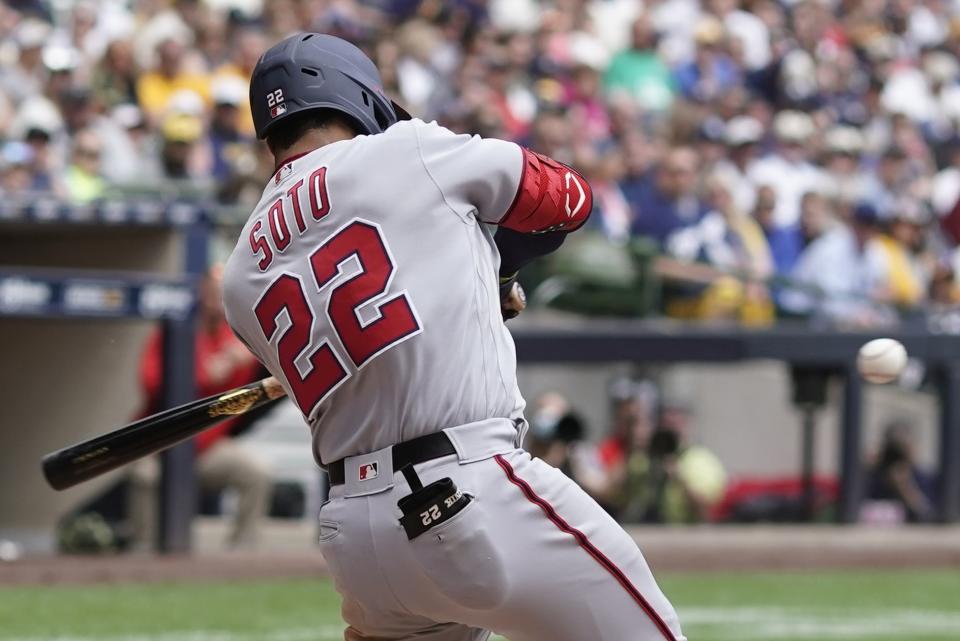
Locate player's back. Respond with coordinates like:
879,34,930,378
223,119,524,464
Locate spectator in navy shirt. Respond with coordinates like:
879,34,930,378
752,185,800,275
627,147,708,246
674,17,742,104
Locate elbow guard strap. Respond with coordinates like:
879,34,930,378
500,148,593,234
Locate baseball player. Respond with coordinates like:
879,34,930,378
223,34,685,641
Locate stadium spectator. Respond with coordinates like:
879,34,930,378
128,266,270,551
212,28,267,138
628,146,708,246
595,378,658,516
620,400,728,524
0,0,959,324
527,392,605,493
666,171,775,322
136,37,211,123
208,77,251,182
754,186,798,276
865,420,936,523
22,125,61,194
674,17,741,104
875,199,935,309
0,141,35,197
784,203,893,325
714,114,764,214
91,38,138,110
748,111,826,228
604,14,675,112
64,128,105,204
583,144,632,241
0,19,49,107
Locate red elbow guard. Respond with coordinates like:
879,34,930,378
500,148,593,234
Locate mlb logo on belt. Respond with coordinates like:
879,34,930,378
359,462,379,481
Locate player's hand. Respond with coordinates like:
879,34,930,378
501,279,527,321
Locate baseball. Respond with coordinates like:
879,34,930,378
857,338,908,384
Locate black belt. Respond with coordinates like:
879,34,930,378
326,431,457,486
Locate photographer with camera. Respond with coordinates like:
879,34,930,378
866,421,936,523
620,401,727,524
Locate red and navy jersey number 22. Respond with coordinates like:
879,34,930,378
253,170,421,416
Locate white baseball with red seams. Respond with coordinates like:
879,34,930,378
857,338,908,384
222,119,685,641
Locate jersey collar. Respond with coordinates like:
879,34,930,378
272,151,312,180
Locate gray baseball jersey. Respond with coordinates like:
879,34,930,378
223,119,525,465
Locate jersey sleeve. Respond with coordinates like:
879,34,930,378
413,120,592,233
413,120,523,224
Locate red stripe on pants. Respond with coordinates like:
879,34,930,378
494,454,678,641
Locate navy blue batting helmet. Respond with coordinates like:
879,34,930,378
249,33,409,140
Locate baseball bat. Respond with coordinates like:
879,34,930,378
42,377,287,491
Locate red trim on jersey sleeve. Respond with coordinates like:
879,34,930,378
500,148,592,233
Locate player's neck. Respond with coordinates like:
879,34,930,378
273,125,355,170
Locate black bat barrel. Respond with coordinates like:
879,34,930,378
42,381,281,490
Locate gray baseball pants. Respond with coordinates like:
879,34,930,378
318,418,685,641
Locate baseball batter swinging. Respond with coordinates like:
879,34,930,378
223,34,685,641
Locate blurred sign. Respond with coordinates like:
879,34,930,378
0,276,53,313
0,272,195,320
138,283,194,320
63,282,127,314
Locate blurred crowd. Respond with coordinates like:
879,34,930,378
529,380,941,525
4,0,960,324
528,380,729,524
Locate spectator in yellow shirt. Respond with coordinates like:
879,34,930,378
136,38,210,124
875,199,932,309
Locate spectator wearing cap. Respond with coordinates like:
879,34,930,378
213,29,268,138
22,126,63,195
874,198,934,309
863,146,911,219
57,86,138,185
160,112,212,188
604,14,675,112
821,126,869,205
674,17,741,104
713,114,764,214
0,19,50,106
627,146,709,247
208,77,252,182
694,117,728,171
784,203,892,325
110,104,164,185
64,128,106,204
748,111,828,228
137,38,211,124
